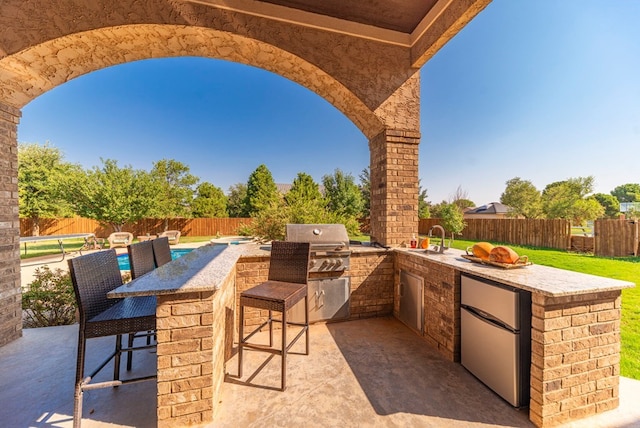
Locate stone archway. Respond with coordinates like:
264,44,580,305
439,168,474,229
0,24,384,138
0,0,491,350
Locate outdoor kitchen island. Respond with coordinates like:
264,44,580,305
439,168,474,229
109,243,633,428
395,247,634,428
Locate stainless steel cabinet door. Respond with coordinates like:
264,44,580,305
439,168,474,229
398,270,424,334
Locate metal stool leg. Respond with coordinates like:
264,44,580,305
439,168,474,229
268,309,273,347
113,334,122,382
238,304,244,378
281,308,287,391
305,296,309,355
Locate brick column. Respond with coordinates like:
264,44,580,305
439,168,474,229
156,267,236,427
369,129,420,247
0,101,21,347
529,291,621,427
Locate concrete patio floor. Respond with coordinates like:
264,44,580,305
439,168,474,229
1,317,640,428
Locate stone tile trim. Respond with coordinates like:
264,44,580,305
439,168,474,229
529,291,621,427
156,266,236,427
0,101,21,348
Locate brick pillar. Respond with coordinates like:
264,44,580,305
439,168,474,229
0,101,21,347
529,291,621,427
369,129,420,247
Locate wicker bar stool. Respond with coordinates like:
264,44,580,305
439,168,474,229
238,241,310,391
127,240,158,355
127,240,156,279
152,236,172,267
68,250,156,427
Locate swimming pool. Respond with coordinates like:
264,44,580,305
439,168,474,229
117,248,194,271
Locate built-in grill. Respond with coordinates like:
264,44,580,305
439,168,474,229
285,224,351,322
285,223,351,273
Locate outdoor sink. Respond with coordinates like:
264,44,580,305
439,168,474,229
424,247,448,255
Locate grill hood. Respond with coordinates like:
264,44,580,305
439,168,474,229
285,224,349,250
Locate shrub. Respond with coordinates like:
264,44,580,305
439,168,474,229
22,266,77,328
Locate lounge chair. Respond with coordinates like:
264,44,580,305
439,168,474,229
158,230,181,245
107,232,134,248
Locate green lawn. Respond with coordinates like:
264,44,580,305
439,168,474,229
446,238,640,380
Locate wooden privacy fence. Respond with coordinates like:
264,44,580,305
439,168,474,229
419,218,572,250
20,217,253,238
594,219,639,257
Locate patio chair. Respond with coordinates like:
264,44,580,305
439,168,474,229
158,230,181,245
68,250,156,427
127,240,158,351
127,240,156,279
107,231,133,249
152,236,172,267
238,241,310,391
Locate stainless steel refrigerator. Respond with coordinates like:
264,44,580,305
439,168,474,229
461,274,531,407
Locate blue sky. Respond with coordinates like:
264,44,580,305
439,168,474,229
18,0,640,206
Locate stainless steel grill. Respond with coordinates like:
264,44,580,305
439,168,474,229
285,224,351,322
285,223,351,273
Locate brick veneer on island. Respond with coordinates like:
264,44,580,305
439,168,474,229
109,244,633,427
395,248,633,427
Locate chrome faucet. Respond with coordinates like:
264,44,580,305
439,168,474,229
428,225,447,253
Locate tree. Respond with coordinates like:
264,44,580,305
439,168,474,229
593,193,620,219
541,176,599,223
418,183,430,219
500,177,542,218
285,172,335,225
285,172,324,206
18,142,76,235
322,169,364,218
359,167,370,218
66,159,156,231
610,183,640,203
192,182,227,218
150,159,199,230
438,203,466,242
227,183,249,217
244,164,280,216
572,198,605,225
451,185,474,210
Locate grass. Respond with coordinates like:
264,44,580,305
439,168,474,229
20,234,640,379
445,237,640,380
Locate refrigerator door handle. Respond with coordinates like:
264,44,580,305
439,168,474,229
462,304,518,334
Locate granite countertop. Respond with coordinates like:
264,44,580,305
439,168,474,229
108,244,246,298
395,247,635,297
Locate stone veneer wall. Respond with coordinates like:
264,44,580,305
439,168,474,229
0,101,21,347
395,252,461,361
234,251,394,330
156,266,236,427
529,290,622,427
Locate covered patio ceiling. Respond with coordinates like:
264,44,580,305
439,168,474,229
186,0,491,66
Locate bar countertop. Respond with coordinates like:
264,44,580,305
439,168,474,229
109,244,246,298
396,247,635,297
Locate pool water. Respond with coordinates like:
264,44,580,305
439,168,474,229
117,248,193,271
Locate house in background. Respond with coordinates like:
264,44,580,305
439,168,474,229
463,202,516,219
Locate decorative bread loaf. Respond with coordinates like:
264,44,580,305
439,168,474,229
471,242,494,260
489,246,519,264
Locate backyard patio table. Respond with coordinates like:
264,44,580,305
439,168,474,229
107,243,247,426
19,233,97,261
